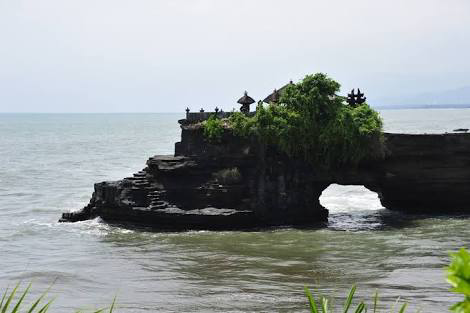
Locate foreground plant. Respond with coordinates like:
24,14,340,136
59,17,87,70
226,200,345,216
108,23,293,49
0,282,115,313
447,248,470,313
304,285,408,313
3,248,468,312
0,282,53,313
305,247,470,312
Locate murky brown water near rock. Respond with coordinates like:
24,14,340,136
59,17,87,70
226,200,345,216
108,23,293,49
0,111,469,312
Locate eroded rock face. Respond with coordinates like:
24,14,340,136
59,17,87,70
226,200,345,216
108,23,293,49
60,122,470,229
374,133,470,212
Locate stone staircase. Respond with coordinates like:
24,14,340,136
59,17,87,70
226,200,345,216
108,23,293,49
147,189,168,210
119,171,166,211
125,171,151,189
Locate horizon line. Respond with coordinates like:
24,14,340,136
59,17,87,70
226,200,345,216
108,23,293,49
0,111,185,114
2,107,470,114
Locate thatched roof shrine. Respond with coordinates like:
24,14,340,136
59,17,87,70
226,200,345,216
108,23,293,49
263,80,293,103
237,91,255,105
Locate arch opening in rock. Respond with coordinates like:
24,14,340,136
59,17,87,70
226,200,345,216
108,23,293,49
320,184,383,213
319,184,385,230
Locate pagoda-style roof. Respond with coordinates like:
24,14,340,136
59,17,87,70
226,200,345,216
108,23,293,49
264,80,338,103
237,91,255,105
263,81,293,103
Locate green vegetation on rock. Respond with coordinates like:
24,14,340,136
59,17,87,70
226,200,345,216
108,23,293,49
202,115,225,142
204,73,384,167
213,167,242,184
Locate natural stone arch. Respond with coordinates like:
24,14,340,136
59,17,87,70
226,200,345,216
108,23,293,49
319,184,383,213
62,125,470,229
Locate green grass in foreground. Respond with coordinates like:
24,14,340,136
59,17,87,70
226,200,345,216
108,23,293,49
2,248,468,312
0,281,115,313
305,247,470,313
304,285,410,313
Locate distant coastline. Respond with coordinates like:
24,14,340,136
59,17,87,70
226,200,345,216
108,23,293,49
375,104,470,110
2,104,470,114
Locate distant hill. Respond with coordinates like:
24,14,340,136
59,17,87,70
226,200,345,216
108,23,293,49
375,86,470,109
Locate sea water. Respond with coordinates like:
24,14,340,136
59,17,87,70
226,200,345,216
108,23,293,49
0,110,469,312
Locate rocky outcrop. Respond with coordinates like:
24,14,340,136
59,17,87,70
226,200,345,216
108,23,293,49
372,133,470,212
60,120,470,229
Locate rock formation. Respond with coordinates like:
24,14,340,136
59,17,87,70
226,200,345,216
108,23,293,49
60,119,470,230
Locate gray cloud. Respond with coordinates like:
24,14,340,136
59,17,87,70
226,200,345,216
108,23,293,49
1,0,469,112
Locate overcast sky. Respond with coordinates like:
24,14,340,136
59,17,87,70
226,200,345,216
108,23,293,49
1,0,469,112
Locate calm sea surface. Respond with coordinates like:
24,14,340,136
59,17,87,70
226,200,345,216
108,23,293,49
0,110,469,312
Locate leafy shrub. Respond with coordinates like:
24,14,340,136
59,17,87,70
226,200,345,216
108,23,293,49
447,248,470,313
227,73,384,168
202,115,225,142
227,112,254,137
213,167,242,184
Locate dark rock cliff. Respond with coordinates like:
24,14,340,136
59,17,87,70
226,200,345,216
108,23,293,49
60,120,470,229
